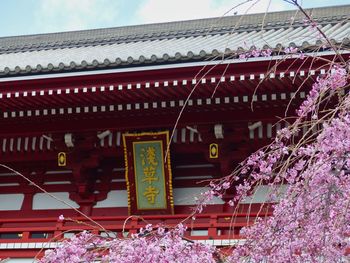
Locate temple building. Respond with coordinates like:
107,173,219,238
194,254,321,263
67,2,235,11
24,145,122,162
0,4,349,261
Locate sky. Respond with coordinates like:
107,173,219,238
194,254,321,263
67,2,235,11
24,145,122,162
0,0,349,38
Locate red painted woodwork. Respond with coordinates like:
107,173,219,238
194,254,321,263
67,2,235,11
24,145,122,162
0,54,326,258
0,206,273,258
0,56,327,114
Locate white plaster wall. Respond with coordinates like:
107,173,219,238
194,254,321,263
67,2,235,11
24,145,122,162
93,187,225,208
173,187,224,205
32,192,79,210
0,194,24,210
5,259,36,263
240,185,288,204
94,190,128,208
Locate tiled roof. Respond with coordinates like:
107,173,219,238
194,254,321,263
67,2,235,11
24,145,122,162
0,4,349,77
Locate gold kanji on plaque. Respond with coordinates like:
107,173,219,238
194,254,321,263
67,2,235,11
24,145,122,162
143,185,160,204
140,146,160,204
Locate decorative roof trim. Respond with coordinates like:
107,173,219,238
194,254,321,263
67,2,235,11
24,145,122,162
0,50,345,82
1,92,305,120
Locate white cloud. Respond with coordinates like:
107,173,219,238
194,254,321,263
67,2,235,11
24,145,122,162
34,0,121,33
137,0,291,24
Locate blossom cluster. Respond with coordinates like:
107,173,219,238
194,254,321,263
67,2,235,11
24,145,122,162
297,65,347,118
40,230,101,263
237,46,301,60
229,113,350,262
39,224,217,263
238,48,272,59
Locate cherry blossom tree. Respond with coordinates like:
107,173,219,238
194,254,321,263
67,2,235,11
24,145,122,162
223,64,350,262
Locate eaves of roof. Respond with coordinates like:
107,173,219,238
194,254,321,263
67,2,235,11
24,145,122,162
0,4,349,78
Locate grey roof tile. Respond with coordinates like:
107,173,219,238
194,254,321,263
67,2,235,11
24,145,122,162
0,4,350,77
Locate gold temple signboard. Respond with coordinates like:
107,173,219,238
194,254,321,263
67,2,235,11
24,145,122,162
122,131,174,215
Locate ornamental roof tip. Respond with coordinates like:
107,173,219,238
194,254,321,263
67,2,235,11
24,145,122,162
0,4,350,77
